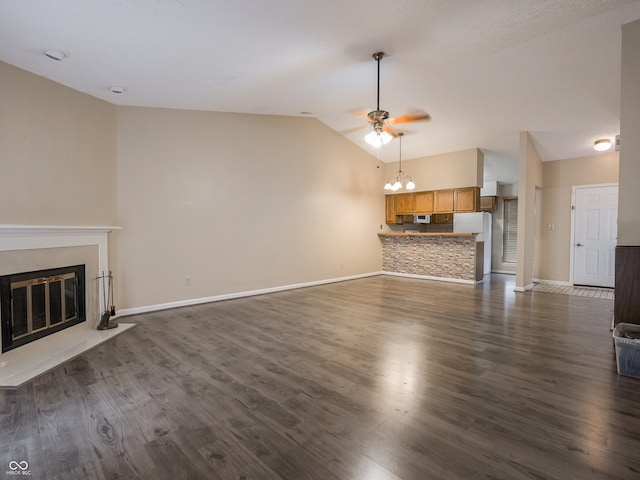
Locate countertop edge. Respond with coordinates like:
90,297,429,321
377,232,478,237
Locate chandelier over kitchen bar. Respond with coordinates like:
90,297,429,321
384,132,415,191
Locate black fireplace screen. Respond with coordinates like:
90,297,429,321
1,265,86,353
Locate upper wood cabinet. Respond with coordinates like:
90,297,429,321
395,193,416,215
434,189,454,213
454,187,480,212
386,187,479,221
431,213,453,224
415,191,434,214
385,195,399,224
480,196,497,212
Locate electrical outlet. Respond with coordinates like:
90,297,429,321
545,224,555,231
185,276,192,286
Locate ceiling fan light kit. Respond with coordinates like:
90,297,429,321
365,129,393,147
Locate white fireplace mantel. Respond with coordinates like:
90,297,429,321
0,224,121,278
0,224,134,388
0,224,121,317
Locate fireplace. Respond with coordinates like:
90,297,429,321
0,225,133,387
1,265,86,353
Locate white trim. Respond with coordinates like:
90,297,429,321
117,270,480,318
532,278,571,287
514,283,534,292
381,271,476,285
116,272,382,317
0,224,121,316
492,270,516,275
0,224,121,233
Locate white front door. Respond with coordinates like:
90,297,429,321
573,185,618,287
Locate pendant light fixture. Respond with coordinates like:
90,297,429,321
384,132,415,191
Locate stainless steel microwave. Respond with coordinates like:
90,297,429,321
414,214,431,224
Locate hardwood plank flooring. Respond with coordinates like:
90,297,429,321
2,274,639,479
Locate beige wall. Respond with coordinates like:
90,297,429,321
516,132,543,290
539,154,619,283
0,61,117,225
115,107,383,309
383,148,483,192
619,19,640,245
1,61,383,312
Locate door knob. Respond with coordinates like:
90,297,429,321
576,243,583,247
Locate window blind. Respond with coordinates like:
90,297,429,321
503,198,518,263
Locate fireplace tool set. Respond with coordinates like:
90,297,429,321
97,271,118,330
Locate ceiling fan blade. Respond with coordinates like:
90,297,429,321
387,111,432,125
340,124,369,135
348,109,372,122
382,125,400,137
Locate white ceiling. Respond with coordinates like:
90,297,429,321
2,0,639,184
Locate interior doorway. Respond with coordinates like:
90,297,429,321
572,184,618,288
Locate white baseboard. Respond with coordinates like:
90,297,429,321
381,271,476,285
492,270,516,275
514,283,534,292
115,271,383,318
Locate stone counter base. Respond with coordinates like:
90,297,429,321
379,235,478,281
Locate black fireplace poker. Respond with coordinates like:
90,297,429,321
97,271,118,331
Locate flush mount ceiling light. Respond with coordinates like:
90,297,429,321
594,138,612,151
43,50,67,61
110,86,126,94
384,132,415,191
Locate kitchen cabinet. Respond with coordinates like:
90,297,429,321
388,191,433,216
431,213,454,224
480,196,496,211
385,195,400,224
395,193,416,214
415,191,434,214
434,189,454,213
454,187,480,212
387,187,479,222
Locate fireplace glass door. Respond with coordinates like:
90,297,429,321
1,265,85,353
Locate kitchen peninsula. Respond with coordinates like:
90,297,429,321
378,232,483,283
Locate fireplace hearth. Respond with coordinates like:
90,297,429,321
1,265,86,353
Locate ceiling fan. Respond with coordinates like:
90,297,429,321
358,52,431,147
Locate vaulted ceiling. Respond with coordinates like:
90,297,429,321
2,0,639,184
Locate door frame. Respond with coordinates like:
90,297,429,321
569,183,618,286
533,187,542,282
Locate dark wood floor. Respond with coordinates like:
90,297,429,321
1,274,639,479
